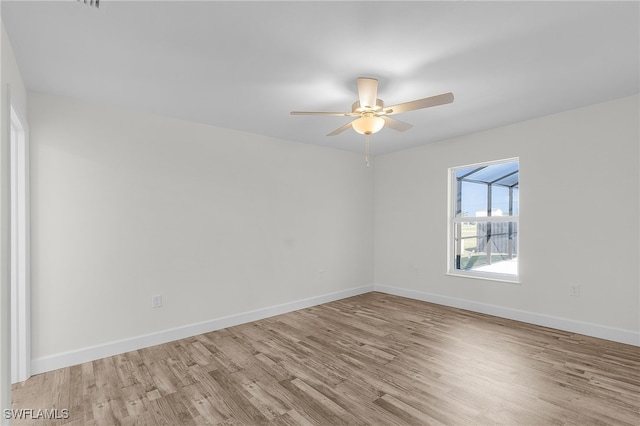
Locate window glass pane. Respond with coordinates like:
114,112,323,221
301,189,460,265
494,174,518,187
459,181,487,218
489,185,518,216
512,187,519,216
491,185,510,215
456,166,483,180
453,221,518,275
456,160,519,218
465,162,518,184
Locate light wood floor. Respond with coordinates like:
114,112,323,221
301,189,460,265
11,292,640,425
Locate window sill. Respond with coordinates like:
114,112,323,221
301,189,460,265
446,270,520,284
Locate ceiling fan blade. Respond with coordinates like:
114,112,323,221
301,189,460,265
291,111,354,116
381,116,413,132
385,92,454,115
356,77,378,110
327,120,355,136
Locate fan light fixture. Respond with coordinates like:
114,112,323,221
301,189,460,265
352,115,385,135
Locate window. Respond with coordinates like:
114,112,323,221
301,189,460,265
449,159,519,281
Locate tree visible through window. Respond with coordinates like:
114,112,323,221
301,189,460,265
450,159,519,279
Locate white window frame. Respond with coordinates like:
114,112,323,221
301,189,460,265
447,158,519,283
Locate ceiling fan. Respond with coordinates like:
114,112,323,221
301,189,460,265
291,77,454,166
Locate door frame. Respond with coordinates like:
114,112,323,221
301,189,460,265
9,92,30,384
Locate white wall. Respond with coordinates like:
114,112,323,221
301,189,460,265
1,21,28,422
374,95,640,344
29,92,374,369
19,87,640,378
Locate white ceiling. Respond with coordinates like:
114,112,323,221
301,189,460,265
2,1,639,155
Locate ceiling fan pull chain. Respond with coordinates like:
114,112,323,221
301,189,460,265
364,134,370,168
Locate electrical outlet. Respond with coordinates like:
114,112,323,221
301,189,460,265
151,295,162,308
568,285,580,297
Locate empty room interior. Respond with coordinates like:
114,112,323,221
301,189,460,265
1,1,639,425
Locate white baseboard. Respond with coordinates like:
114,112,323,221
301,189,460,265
30,282,638,376
373,284,640,346
31,284,374,375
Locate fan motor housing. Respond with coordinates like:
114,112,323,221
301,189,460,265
352,99,384,114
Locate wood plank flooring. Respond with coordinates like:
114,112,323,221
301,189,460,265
11,292,640,425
